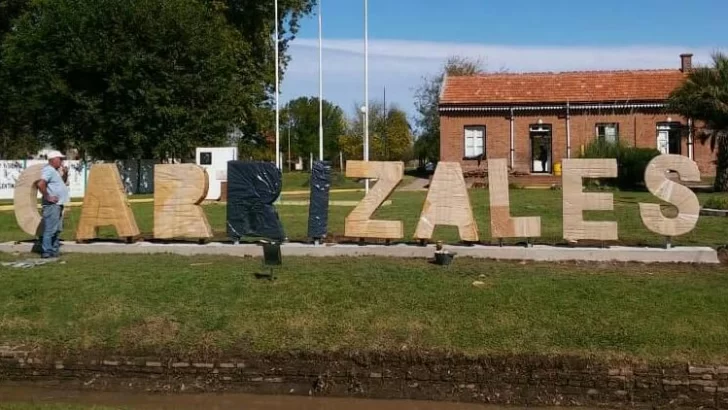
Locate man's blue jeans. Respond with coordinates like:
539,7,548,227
41,204,63,258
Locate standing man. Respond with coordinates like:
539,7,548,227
37,151,69,258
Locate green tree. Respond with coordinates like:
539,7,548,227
668,53,728,192
203,0,316,142
1,0,252,160
342,101,413,162
0,0,29,43
282,97,346,165
0,0,317,159
413,56,487,164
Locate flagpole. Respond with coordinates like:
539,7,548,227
363,0,369,193
274,0,281,170
318,0,324,162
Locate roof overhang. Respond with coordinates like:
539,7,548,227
439,102,668,113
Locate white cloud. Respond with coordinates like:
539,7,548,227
280,37,724,119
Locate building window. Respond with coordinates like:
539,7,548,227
596,123,619,144
464,126,485,158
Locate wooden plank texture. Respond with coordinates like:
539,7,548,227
153,164,213,239
76,164,140,241
562,159,618,241
345,161,403,239
640,154,701,237
13,163,44,236
414,162,478,242
487,159,541,238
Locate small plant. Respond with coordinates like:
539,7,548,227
703,196,728,210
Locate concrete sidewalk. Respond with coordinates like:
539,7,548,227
0,241,719,264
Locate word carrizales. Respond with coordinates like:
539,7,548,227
12,154,701,242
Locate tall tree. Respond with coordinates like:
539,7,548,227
1,0,257,160
282,97,345,165
203,0,316,141
341,101,413,162
0,0,317,159
0,0,29,43
413,56,487,164
668,53,728,192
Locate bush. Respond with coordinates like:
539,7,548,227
579,139,660,191
703,196,728,210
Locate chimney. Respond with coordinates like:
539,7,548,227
680,53,693,72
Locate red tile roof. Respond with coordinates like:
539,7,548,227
440,69,688,105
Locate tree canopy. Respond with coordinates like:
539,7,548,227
340,101,413,162
0,0,316,160
282,97,346,164
668,52,728,191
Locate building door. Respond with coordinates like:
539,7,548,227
656,123,682,155
657,130,669,154
530,124,552,173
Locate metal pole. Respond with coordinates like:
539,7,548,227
274,0,280,169
363,0,369,193
287,117,291,172
383,87,387,160
318,0,324,162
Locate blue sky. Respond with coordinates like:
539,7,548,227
281,0,727,120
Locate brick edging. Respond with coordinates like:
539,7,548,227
2,346,727,408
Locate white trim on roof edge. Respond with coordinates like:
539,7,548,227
439,102,667,112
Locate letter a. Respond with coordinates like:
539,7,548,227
76,164,140,241
414,162,478,242
13,163,45,236
640,154,700,237
487,159,540,238
345,161,403,239
153,164,213,239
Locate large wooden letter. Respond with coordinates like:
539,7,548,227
562,159,618,241
487,159,540,238
13,163,44,236
414,162,478,242
76,164,140,241
639,154,700,236
345,161,403,239
153,164,213,239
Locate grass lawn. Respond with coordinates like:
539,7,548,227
1,189,727,248
0,253,727,362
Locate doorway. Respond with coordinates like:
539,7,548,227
656,122,682,155
530,124,552,173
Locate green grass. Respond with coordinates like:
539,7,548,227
0,253,727,362
1,190,728,248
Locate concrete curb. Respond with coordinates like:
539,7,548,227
0,241,719,264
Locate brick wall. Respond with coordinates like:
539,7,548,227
440,110,716,176
2,346,728,408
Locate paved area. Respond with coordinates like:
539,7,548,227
0,241,719,264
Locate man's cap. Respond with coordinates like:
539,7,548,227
47,150,66,160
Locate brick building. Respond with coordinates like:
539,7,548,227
439,54,715,176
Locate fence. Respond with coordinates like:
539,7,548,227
0,159,157,200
